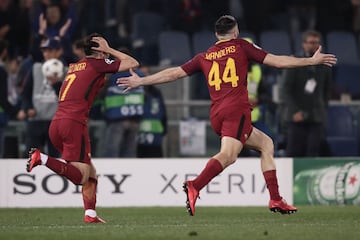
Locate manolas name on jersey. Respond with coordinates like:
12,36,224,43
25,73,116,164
205,45,236,60
181,38,267,111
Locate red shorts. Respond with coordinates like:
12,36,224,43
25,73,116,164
49,119,91,164
210,107,253,144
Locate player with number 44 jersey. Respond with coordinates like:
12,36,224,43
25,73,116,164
117,15,337,216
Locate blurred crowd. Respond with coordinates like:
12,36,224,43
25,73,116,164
0,0,359,158
1,0,358,61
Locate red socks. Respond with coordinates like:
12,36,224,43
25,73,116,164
45,156,97,211
82,177,97,210
45,157,83,185
193,158,223,191
263,170,281,201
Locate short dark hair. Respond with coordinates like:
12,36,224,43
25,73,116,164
83,33,102,56
215,15,237,35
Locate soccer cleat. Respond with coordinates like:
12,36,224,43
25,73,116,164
269,198,297,214
84,215,106,223
26,148,42,172
183,181,199,216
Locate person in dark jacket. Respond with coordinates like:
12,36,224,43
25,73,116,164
282,30,332,157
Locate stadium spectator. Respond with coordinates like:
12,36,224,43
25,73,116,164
240,37,273,157
137,66,167,158
0,0,32,58
31,1,77,39
282,30,332,157
0,39,18,157
33,4,74,64
26,33,139,223
71,38,86,61
102,51,144,158
117,15,337,216
17,38,65,158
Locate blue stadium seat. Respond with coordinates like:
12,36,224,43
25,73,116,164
131,11,165,46
259,30,292,101
158,31,192,66
326,105,354,137
326,31,360,65
326,105,358,156
259,30,292,55
327,137,358,156
130,11,165,65
239,31,257,44
192,30,217,54
333,64,360,99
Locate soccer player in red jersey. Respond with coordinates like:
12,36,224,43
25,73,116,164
26,33,139,223
118,15,337,216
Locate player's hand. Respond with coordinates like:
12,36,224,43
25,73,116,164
292,111,304,122
311,45,337,67
117,68,141,93
91,36,110,52
249,98,258,107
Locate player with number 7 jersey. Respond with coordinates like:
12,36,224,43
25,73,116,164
117,15,337,216
26,33,139,223
56,57,120,125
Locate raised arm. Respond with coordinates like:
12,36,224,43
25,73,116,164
117,66,188,93
263,45,337,68
91,36,139,71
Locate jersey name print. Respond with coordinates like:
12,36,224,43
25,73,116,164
54,58,120,125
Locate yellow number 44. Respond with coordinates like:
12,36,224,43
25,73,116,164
208,57,239,91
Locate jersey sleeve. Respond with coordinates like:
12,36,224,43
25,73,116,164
91,58,121,73
240,39,268,63
180,54,202,75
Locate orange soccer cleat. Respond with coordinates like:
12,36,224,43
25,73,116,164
269,198,297,214
84,215,106,223
183,181,200,216
26,148,42,172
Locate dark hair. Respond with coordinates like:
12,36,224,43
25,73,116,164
83,33,102,56
215,15,237,35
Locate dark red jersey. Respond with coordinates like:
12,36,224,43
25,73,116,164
53,58,120,125
181,38,267,115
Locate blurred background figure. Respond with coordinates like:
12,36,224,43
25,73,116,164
71,38,85,61
282,30,332,157
18,38,65,157
0,39,19,157
102,49,144,158
240,37,273,157
137,66,167,158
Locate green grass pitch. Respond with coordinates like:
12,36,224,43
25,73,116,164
1,206,360,240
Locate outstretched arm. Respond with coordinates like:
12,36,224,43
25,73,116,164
117,66,187,93
91,36,139,71
263,45,337,68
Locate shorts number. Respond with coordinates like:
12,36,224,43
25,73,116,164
60,73,76,101
208,57,239,91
